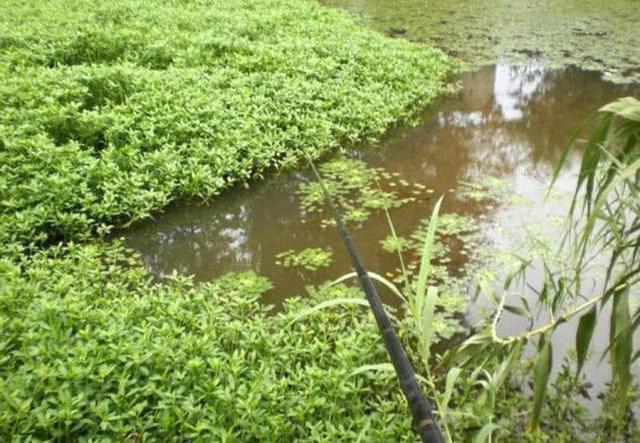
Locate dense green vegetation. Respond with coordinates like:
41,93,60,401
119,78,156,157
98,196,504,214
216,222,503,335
0,0,459,439
0,0,454,257
2,0,637,440
0,241,419,440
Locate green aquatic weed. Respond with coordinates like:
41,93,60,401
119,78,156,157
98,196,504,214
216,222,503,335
275,247,334,271
298,158,428,228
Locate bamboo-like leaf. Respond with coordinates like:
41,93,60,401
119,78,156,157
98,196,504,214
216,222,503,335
575,306,597,375
581,156,640,252
600,96,640,122
528,334,552,432
610,288,632,391
495,341,523,388
287,297,369,326
416,196,443,316
503,304,527,317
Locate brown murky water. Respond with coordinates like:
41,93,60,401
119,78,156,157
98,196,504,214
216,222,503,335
122,64,636,302
121,64,638,409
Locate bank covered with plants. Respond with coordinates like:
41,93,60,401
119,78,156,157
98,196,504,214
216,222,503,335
2,0,640,441
0,0,455,439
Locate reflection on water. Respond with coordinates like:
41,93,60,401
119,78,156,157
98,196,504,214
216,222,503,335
122,64,637,305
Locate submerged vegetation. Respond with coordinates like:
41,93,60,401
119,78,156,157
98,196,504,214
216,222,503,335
322,0,640,84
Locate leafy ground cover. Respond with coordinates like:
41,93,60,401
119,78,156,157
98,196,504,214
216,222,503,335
0,242,417,440
0,0,457,439
0,0,454,257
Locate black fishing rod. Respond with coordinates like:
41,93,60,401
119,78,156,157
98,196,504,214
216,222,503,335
307,158,445,443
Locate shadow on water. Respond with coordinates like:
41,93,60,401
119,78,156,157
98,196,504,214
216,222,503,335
120,64,639,409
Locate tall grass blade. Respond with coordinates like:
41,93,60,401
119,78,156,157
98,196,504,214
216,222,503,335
287,297,370,327
421,286,439,363
416,197,443,317
332,271,406,303
528,334,552,432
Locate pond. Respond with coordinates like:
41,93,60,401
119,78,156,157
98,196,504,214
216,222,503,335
121,64,639,410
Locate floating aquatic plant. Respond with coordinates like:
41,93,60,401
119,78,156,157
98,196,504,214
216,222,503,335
297,158,426,228
275,247,334,271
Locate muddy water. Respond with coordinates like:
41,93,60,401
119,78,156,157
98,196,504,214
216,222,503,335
123,64,636,302
122,64,638,408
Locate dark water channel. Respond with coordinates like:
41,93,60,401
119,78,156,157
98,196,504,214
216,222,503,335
122,64,639,409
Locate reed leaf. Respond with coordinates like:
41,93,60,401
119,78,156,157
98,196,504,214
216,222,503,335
575,306,597,375
529,334,552,432
415,196,443,317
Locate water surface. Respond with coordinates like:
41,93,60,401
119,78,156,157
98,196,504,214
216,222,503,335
123,65,637,305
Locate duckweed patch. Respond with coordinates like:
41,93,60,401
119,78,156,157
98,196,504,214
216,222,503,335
298,158,432,228
322,0,640,84
275,247,334,271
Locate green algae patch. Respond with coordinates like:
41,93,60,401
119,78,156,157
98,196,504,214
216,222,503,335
322,0,640,84
0,0,455,257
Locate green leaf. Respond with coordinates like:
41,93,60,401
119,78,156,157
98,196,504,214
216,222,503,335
287,297,369,326
600,96,640,122
415,196,443,315
350,363,394,377
331,271,406,302
420,285,438,363
442,367,462,412
610,288,632,391
503,304,527,317
575,306,597,375
528,334,552,432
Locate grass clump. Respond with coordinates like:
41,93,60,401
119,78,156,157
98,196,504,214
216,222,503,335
0,241,420,441
0,0,454,256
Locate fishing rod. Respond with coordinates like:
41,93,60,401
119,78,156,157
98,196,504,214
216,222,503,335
306,157,445,443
